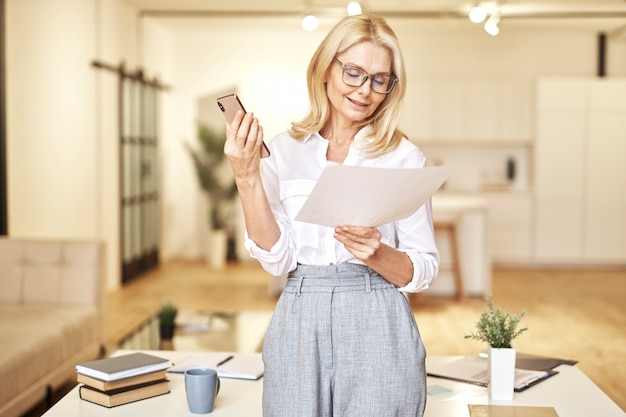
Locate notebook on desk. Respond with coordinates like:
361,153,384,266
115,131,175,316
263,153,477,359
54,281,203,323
514,352,577,372
168,352,264,380
76,353,171,382
427,355,558,392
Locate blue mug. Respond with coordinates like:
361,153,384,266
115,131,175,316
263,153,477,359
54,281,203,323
184,368,221,414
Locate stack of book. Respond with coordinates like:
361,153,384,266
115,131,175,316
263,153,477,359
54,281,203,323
75,352,171,408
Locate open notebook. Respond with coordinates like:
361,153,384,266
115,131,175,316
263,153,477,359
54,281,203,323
168,352,264,380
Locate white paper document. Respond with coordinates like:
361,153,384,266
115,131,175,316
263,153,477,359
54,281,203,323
168,352,264,380
294,164,453,227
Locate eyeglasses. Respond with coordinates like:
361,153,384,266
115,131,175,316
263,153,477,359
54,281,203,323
333,57,398,94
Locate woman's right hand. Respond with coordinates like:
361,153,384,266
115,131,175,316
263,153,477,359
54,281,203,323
223,109,280,252
224,110,265,182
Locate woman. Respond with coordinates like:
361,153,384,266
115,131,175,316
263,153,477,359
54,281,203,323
224,13,439,417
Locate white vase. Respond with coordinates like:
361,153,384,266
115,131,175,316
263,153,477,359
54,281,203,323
488,346,516,400
206,229,227,269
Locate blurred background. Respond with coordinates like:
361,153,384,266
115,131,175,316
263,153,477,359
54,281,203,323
3,0,625,291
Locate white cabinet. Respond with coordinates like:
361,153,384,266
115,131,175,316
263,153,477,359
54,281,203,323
483,193,533,263
498,81,534,142
402,78,533,143
585,81,626,261
435,80,467,140
534,80,586,261
467,80,498,140
534,77,626,264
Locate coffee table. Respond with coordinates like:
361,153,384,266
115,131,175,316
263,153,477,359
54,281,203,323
42,351,624,417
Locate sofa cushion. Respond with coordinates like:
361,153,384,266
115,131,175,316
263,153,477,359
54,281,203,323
0,263,23,303
63,242,101,266
0,240,24,262
0,304,100,411
24,241,63,264
23,266,62,304
0,240,103,306
61,267,100,306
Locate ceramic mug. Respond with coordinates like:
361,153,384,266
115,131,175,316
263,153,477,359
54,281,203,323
184,368,221,414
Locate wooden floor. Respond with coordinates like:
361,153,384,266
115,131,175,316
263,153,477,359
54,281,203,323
102,260,625,411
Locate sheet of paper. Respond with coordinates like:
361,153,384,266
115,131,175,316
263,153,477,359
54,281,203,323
168,352,232,373
294,164,453,227
167,352,264,380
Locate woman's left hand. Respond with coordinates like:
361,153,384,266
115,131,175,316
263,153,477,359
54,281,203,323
334,226,382,261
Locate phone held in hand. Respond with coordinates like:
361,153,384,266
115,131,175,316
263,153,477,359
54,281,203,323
216,94,270,158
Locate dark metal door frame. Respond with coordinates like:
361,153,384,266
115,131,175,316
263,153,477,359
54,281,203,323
0,0,8,236
93,60,167,284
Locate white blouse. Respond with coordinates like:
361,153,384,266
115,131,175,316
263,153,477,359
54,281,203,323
244,128,439,293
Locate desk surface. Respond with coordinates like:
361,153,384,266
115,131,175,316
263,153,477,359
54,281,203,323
44,350,624,417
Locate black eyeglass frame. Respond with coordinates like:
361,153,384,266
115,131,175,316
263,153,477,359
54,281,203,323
333,57,398,94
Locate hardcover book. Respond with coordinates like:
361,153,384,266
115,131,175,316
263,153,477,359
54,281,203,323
76,352,170,382
76,369,167,391
78,379,170,408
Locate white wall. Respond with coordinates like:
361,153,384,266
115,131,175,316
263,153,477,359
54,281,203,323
94,0,143,290
7,0,97,237
6,0,146,291
147,16,626,260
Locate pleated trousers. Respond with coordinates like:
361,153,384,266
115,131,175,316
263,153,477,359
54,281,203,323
262,263,427,417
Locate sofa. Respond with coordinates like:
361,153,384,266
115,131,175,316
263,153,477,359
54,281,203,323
0,238,105,417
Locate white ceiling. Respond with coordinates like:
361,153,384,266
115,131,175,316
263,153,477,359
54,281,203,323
123,0,626,33
124,0,626,15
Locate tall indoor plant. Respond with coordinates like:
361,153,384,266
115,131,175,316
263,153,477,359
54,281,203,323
186,123,238,268
465,296,528,400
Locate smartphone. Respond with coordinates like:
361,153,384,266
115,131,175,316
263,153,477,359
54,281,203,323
216,94,270,158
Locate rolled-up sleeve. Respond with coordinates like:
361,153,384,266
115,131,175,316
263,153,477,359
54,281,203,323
244,221,297,277
395,199,440,293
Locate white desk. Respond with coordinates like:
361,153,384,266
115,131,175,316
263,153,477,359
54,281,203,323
425,358,625,416
43,351,624,417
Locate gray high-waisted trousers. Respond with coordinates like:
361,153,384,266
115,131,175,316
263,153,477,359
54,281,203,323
262,263,427,417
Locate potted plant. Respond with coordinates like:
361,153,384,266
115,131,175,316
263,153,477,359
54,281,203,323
158,301,178,341
185,123,238,268
465,295,528,400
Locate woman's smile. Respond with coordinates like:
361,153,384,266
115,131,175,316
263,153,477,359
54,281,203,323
346,96,370,108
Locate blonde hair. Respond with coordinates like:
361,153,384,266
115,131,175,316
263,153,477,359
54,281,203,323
289,13,407,158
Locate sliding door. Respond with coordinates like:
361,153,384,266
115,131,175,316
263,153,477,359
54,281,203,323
121,75,159,283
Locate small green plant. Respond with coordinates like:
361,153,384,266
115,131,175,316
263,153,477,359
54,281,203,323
465,296,528,349
159,301,178,327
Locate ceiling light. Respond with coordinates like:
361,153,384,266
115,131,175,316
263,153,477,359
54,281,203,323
301,14,319,31
347,2,362,16
484,13,500,36
469,5,487,23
